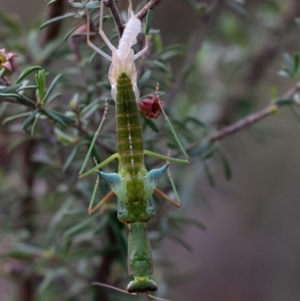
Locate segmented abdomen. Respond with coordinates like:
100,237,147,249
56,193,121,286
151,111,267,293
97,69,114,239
116,72,144,172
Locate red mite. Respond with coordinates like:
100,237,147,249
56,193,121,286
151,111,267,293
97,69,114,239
138,94,164,119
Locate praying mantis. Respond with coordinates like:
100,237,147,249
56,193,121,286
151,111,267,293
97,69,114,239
72,0,190,297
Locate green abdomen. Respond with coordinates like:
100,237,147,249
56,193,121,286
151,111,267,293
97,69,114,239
116,72,144,172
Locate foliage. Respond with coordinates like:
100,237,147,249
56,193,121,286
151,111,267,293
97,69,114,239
0,0,300,301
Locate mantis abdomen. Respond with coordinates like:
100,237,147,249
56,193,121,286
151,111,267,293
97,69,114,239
116,72,144,170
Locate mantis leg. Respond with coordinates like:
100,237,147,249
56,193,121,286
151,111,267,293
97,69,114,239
89,188,115,215
98,0,116,52
158,100,190,161
144,150,189,164
154,188,181,208
85,2,112,61
133,38,148,60
79,101,109,177
79,152,119,179
154,151,182,208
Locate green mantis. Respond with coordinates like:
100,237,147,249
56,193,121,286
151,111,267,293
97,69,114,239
76,0,189,297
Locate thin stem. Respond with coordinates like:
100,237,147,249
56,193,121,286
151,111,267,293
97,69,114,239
206,83,300,144
136,0,164,20
104,0,125,37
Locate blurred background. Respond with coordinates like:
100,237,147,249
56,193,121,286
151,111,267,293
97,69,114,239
1,0,300,301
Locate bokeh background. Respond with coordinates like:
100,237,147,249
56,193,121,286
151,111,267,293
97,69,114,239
1,0,300,301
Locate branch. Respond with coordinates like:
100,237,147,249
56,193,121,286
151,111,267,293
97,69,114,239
136,0,164,20
215,0,300,127
104,0,124,37
0,95,24,105
165,1,219,108
207,83,300,143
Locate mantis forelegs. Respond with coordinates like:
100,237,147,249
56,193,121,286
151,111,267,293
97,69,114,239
85,3,112,61
79,101,109,177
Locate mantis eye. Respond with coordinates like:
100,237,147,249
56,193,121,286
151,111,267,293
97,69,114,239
138,94,164,119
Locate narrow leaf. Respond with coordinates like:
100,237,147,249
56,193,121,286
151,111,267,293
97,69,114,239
39,13,76,30
145,10,153,35
294,53,300,75
144,117,159,133
138,70,151,89
43,74,63,105
201,143,218,160
16,66,42,84
0,83,23,93
3,111,31,125
63,146,79,173
201,159,215,187
22,110,38,132
274,98,295,106
17,94,36,109
217,149,232,180
42,109,66,127
51,110,76,124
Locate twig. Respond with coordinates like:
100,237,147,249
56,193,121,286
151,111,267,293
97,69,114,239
0,95,24,105
104,0,125,37
136,0,164,20
165,1,219,108
215,0,300,127
207,83,300,143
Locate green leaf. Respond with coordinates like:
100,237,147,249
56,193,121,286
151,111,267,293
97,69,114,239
170,214,206,231
168,232,192,252
35,69,47,102
288,106,300,124
64,22,84,41
44,92,62,106
2,111,31,125
48,0,59,4
144,117,159,133
201,159,215,187
30,113,40,136
17,94,37,109
138,70,151,89
294,53,300,75
284,53,294,72
296,18,300,29
190,140,213,157
274,98,295,106
41,109,66,127
43,74,63,105
226,0,247,15
217,149,231,180
16,66,42,84
63,146,79,173
22,110,38,132
54,128,77,144
201,143,218,160
51,110,76,124
145,10,153,35
0,83,23,93
147,60,168,72
39,13,76,30
86,1,101,9
157,44,185,61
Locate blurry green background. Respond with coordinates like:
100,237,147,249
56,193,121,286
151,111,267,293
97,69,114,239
1,0,300,301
